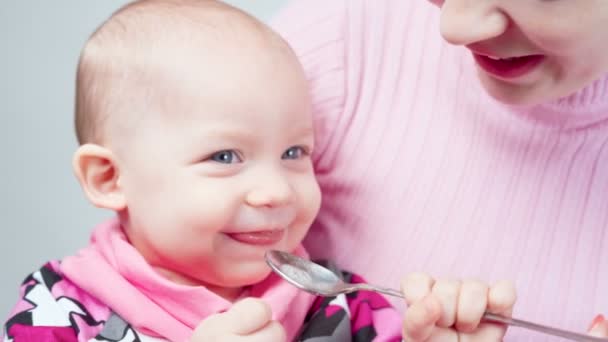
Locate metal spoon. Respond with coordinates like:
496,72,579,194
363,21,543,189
265,250,607,342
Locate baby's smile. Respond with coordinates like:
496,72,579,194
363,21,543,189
225,229,286,246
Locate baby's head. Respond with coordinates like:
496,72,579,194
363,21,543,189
73,0,321,300
429,0,608,105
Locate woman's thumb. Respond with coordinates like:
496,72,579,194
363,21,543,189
588,314,608,337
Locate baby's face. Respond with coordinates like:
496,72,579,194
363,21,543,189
430,0,608,105
113,46,321,298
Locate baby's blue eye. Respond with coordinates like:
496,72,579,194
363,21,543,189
210,150,241,164
282,146,306,160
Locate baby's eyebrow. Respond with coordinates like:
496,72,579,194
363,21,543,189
290,127,315,142
295,127,314,137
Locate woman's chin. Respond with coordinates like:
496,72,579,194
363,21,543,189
479,74,548,106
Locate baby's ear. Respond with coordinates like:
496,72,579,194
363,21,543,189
72,144,126,211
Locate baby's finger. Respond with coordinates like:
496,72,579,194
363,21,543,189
401,272,435,305
403,295,442,342
226,298,273,335
487,280,516,316
455,280,488,333
431,279,460,328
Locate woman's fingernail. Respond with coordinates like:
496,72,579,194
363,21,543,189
588,314,605,332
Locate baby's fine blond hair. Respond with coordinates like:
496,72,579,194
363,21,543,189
74,0,291,145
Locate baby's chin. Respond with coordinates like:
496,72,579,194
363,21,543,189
201,268,275,301
214,263,274,288
153,263,269,289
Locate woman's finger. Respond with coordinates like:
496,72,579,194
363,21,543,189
431,279,461,328
455,280,488,333
401,272,435,305
402,295,442,342
487,280,516,316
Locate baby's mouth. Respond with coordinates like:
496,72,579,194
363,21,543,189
226,229,285,246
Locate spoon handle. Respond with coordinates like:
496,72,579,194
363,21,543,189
361,284,607,342
357,283,405,298
482,313,607,342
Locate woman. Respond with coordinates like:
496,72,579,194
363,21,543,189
272,0,608,340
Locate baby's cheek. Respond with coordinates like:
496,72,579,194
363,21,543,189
303,179,322,216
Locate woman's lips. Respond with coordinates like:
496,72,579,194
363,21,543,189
473,53,545,79
226,230,285,246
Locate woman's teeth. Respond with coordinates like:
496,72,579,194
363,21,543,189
487,55,519,61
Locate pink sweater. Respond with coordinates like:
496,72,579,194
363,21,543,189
272,0,608,340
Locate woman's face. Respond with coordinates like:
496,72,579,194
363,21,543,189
430,0,608,105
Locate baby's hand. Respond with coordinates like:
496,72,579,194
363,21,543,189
190,297,286,342
400,273,516,342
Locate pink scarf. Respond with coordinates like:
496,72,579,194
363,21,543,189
62,218,315,341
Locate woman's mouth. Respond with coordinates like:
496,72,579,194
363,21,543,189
226,230,285,246
473,53,545,79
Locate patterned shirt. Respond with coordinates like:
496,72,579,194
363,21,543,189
3,261,402,341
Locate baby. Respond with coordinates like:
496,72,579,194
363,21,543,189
2,1,515,341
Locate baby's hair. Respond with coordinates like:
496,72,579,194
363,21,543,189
74,0,292,145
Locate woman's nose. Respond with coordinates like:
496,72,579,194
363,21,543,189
439,0,509,46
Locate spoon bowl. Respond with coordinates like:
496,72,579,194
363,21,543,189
264,248,342,296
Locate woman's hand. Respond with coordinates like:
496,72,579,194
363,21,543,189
588,314,608,337
401,273,516,342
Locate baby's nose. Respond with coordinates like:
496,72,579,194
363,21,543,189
245,174,295,208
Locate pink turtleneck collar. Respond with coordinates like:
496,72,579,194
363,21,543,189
499,72,608,129
533,73,608,129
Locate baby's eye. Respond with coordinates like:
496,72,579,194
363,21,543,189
209,150,242,164
282,146,307,160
